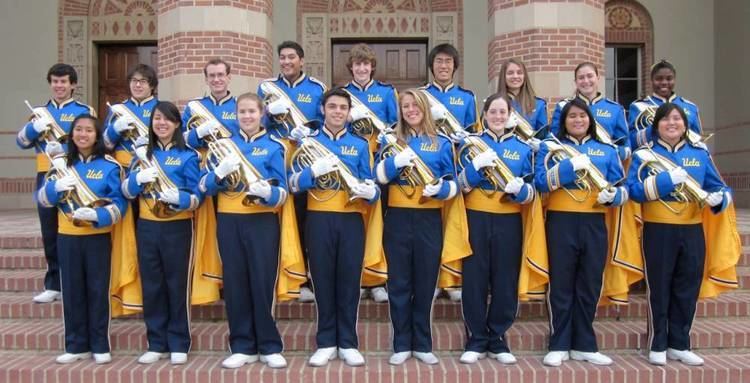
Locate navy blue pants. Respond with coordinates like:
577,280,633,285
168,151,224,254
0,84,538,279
294,193,310,288
306,211,365,349
545,211,607,352
217,213,282,355
136,218,192,353
37,172,60,292
384,207,442,353
58,233,111,353
462,211,522,353
643,222,705,352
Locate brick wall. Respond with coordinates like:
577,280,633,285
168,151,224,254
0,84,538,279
158,0,271,15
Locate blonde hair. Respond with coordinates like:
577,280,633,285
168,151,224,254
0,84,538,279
395,89,438,143
496,58,537,116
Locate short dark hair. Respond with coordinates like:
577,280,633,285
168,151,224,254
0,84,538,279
650,59,676,79
47,63,78,84
66,114,106,163
127,64,158,89
203,58,231,77
147,101,186,158
277,41,304,58
651,102,688,141
428,43,460,75
321,87,351,108
557,97,597,141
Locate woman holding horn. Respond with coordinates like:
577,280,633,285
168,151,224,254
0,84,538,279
496,58,547,149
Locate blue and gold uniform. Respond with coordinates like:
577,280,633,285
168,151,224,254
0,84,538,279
103,96,158,166
344,79,398,152
122,142,201,355
627,139,736,353
183,93,238,148
17,98,96,293
375,133,463,354
535,135,627,353
289,127,378,350
200,128,294,356
421,82,479,130
257,73,327,138
37,154,126,355
628,93,702,149
457,130,538,355
551,93,630,160
510,94,548,133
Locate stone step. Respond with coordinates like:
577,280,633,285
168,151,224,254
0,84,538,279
0,249,46,269
2,291,749,321
1,317,749,353
1,351,748,383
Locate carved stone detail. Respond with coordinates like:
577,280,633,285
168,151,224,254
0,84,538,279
63,17,89,102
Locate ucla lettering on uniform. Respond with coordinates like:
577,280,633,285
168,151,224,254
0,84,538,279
420,143,438,152
587,148,605,157
221,111,236,120
683,108,691,116
682,158,701,167
60,114,75,122
251,147,268,156
449,96,464,106
85,169,104,180
164,156,182,166
143,110,152,118
297,93,313,103
596,109,612,118
367,94,383,103
502,149,520,161
341,146,358,156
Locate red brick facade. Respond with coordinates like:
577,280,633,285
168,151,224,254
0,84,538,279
604,0,654,96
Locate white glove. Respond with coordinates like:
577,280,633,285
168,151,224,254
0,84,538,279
422,179,443,197
351,180,377,200
290,125,312,141
54,175,76,192
349,105,369,122
32,117,52,133
45,141,64,157
134,145,149,162
430,104,449,120
449,130,469,144
377,127,395,145
158,188,180,205
505,114,519,129
527,137,541,152
311,155,338,178
196,120,221,138
135,167,158,185
247,180,272,200
570,155,591,171
267,98,291,115
51,157,67,171
214,154,241,180
705,191,723,207
72,207,98,222
393,148,417,169
113,116,135,134
504,177,524,195
597,188,617,204
668,167,688,185
472,149,498,171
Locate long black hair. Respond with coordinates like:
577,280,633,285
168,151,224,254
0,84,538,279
651,102,689,141
66,114,106,164
556,97,597,141
147,101,186,159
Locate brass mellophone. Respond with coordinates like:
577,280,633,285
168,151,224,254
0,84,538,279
344,89,388,138
378,131,440,203
636,147,709,214
290,136,364,203
185,100,233,139
45,152,111,226
543,136,614,203
132,143,181,218
106,102,149,144
205,132,268,206
25,100,67,146
634,104,713,145
260,81,309,135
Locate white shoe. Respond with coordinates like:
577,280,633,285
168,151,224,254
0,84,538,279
338,348,365,366
170,352,187,365
570,350,613,366
667,348,704,366
543,351,569,367
55,352,91,364
308,346,337,367
359,288,368,299
260,353,287,368
413,351,439,365
388,351,412,365
459,351,486,364
137,351,168,364
222,353,258,369
490,352,517,365
93,353,112,364
371,287,389,303
299,287,315,303
447,288,462,302
648,351,666,366
33,290,60,303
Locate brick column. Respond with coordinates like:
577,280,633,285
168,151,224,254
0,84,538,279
488,0,605,111
157,0,274,105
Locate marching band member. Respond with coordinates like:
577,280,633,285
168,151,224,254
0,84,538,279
17,63,96,304
456,94,541,365
200,92,302,369
627,103,738,366
121,102,201,365
344,43,398,303
551,62,631,161
103,64,159,166
289,88,381,367
258,41,328,302
183,59,237,148
496,58,547,150
37,114,126,364
375,89,467,366
629,60,704,149
535,98,628,367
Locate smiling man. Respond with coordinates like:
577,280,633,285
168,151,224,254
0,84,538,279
183,59,239,148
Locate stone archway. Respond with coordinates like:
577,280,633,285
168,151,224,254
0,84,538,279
605,0,654,96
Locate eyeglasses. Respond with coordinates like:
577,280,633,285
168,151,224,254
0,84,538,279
130,78,150,86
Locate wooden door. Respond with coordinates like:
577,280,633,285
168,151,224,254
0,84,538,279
97,44,157,118
331,41,427,91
